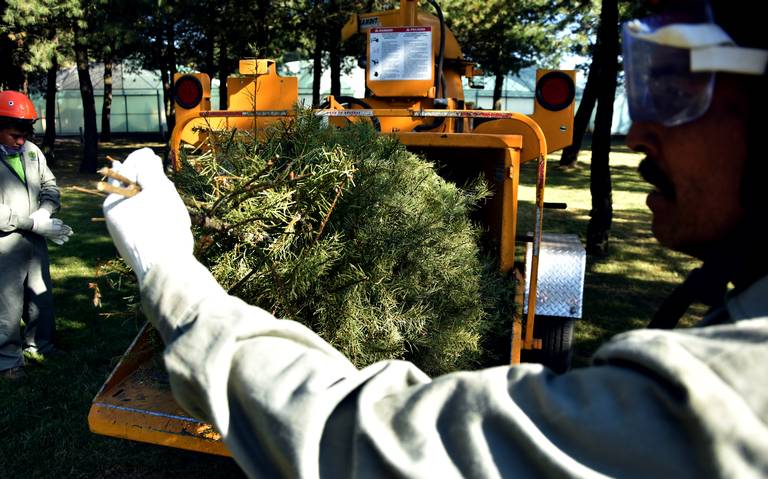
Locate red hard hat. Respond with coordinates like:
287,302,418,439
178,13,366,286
0,91,37,121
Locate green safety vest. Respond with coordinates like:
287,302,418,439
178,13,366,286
3,152,26,183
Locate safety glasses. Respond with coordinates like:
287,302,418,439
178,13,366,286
622,2,768,127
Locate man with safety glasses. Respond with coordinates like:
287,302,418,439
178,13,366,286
0,91,73,380
101,0,768,476
625,1,768,330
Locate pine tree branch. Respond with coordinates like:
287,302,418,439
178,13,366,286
313,172,354,243
208,156,284,215
209,171,312,217
188,210,228,232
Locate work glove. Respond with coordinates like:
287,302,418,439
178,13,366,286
31,216,74,245
29,208,51,224
29,208,73,245
47,230,72,245
102,147,194,286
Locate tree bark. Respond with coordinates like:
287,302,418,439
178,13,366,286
492,69,504,109
218,38,229,110
75,32,98,173
0,33,25,90
159,63,171,124
100,55,113,142
330,34,341,98
202,33,216,79
256,0,271,52
312,34,323,106
329,2,341,99
165,15,177,135
586,0,619,256
156,19,171,136
559,58,599,167
42,55,58,166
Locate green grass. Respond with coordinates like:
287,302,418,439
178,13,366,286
517,144,703,366
0,139,245,478
0,137,702,476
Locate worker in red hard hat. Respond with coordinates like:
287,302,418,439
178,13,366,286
101,0,768,476
0,90,73,380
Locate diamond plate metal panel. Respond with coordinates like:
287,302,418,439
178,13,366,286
524,233,586,318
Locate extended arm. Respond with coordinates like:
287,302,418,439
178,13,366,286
105,148,753,479
142,257,719,478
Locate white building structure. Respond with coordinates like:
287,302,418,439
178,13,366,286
33,60,630,137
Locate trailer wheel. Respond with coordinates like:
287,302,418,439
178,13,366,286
525,315,574,374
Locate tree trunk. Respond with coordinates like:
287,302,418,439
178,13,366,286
256,0,271,52
559,58,599,167
312,35,323,106
74,32,98,173
165,16,177,135
330,5,341,98
156,19,172,137
159,64,171,126
100,55,113,142
42,55,58,166
586,0,619,256
218,38,229,110
0,34,25,90
492,70,504,109
202,33,216,79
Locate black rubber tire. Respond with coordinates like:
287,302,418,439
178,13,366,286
524,316,574,374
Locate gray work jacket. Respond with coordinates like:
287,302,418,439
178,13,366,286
141,256,768,479
0,141,60,233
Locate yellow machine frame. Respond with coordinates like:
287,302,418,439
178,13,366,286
91,0,577,456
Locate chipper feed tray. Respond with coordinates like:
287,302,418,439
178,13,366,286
88,323,228,456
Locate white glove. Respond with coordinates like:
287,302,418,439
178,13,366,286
102,147,194,286
47,231,72,246
29,208,51,224
30,208,73,245
32,216,73,242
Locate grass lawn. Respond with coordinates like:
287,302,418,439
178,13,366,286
0,136,702,477
0,138,246,478
517,143,703,365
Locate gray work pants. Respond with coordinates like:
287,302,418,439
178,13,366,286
0,231,55,370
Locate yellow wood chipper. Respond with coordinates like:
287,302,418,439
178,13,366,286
89,0,586,457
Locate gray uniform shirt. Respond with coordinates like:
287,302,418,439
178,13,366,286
141,257,768,478
0,142,60,233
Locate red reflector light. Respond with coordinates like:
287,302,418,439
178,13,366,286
174,75,203,109
535,72,575,112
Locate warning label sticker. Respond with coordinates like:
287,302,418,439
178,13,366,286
369,26,433,81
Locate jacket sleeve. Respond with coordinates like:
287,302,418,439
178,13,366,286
140,257,753,479
34,146,60,214
0,204,34,231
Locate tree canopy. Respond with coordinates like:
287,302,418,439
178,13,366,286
1,0,592,170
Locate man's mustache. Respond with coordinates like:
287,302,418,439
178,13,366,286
638,158,675,199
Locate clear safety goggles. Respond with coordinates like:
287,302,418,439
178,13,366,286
622,4,768,127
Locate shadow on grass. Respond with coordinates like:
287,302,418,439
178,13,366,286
0,138,245,478
533,157,651,196
517,153,701,367
48,137,167,189
0,136,701,476
524,205,698,367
